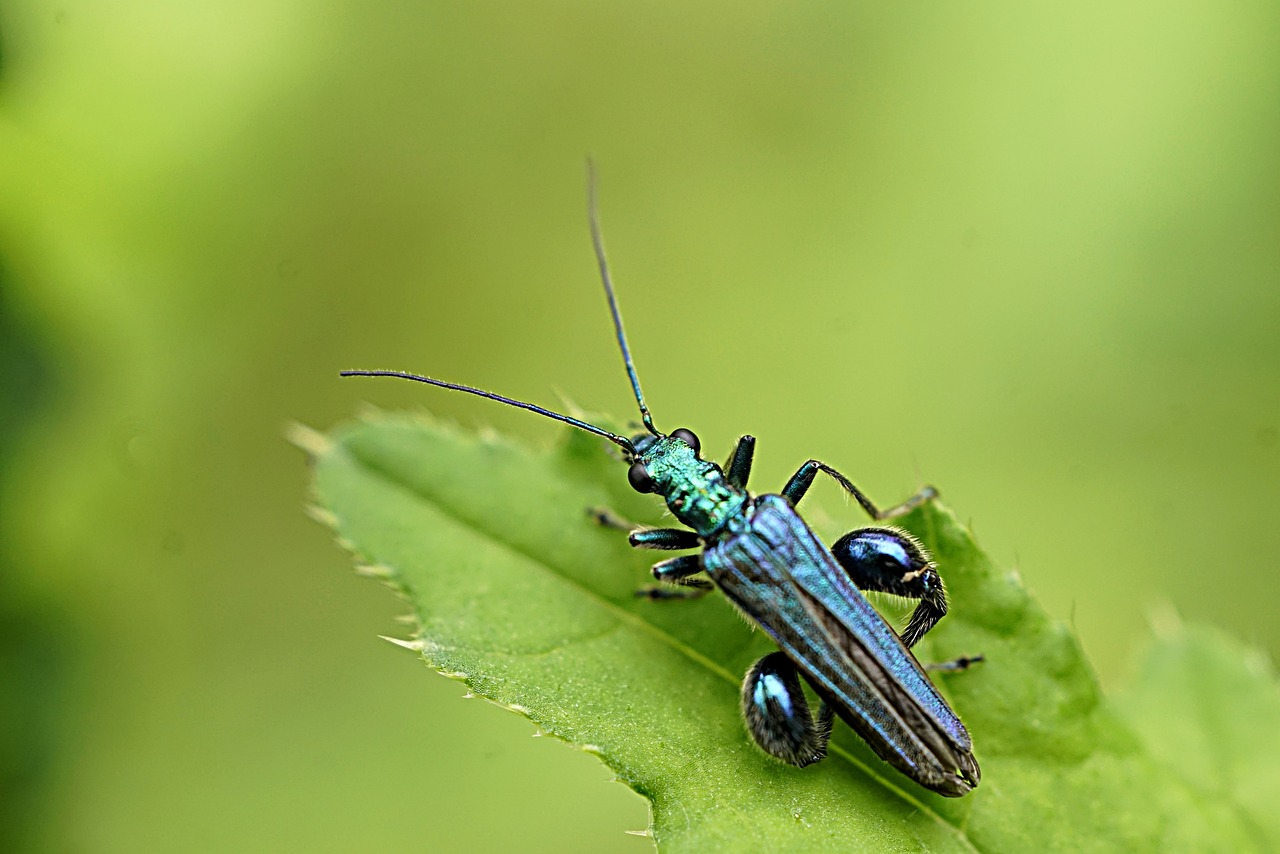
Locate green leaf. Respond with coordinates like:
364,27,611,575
1111,620,1280,849
302,414,1280,852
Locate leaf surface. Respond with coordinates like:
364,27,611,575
306,414,1280,852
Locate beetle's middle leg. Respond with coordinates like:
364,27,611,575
781,461,944,644
782,462,977,664
588,513,709,599
634,554,712,600
782,460,937,521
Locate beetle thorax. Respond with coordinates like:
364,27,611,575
637,437,747,537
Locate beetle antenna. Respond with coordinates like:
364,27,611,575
339,370,635,452
587,160,658,436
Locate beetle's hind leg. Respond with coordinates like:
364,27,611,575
926,655,983,672
742,652,833,768
830,527,948,648
783,464,978,664
832,528,982,669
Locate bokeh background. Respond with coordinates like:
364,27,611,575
2,2,1277,851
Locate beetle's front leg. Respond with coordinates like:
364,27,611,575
629,528,703,551
594,518,708,598
588,506,637,531
589,509,707,598
725,434,756,489
782,460,937,521
588,508,703,550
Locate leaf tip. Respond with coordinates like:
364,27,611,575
286,421,333,457
624,829,653,838
1243,646,1273,678
354,401,386,421
378,634,425,652
304,504,338,528
1146,600,1184,640
356,563,396,580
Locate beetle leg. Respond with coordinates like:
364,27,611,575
635,554,711,600
782,460,937,521
587,506,638,530
830,527,947,648
593,512,706,598
589,509,702,550
725,434,756,489
741,651,833,767
926,655,984,672
628,528,702,551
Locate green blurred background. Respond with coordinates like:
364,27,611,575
1,2,1277,851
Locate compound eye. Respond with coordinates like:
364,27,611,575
670,428,700,454
628,461,657,493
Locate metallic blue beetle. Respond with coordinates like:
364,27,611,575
343,168,980,797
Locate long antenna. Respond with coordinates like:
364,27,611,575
339,370,635,452
587,160,658,436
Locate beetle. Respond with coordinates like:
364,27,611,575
342,166,980,796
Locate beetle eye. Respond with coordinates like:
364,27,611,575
627,461,656,493
670,428,700,454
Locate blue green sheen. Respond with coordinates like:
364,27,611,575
632,434,748,537
632,434,978,795
340,173,980,796
702,495,974,794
